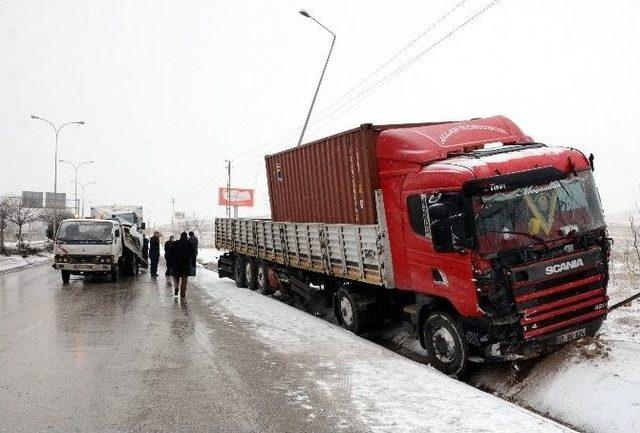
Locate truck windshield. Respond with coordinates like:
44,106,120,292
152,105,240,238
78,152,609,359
57,221,113,244
473,170,605,255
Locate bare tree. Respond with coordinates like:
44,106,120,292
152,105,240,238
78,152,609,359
0,196,10,255
40,208,74,240
6,197,40,252
624,202,640,276
181,213,204,236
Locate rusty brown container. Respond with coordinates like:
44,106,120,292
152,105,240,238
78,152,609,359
265,124,381,224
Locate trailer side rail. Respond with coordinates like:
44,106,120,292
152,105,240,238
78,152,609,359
215,218,386,286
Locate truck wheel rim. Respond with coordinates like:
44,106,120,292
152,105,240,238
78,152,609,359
257,267,266,287
432,328,457,364
340,297,354,326
245,263,252,282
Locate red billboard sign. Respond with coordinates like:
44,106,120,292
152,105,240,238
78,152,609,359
218,188,254,207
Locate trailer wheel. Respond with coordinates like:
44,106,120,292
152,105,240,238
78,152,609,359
233,256,247,288
61,270,71,284
245,259,257,291
421,311,468,377
335,288,363,334
256,262,273,295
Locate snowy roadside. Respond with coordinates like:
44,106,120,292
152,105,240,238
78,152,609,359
194,269,572,433
0,253,52,274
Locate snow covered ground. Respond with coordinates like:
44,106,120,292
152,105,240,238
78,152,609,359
199,225,640,432
469,223,640,433
0,253,52,273
195,269,572,432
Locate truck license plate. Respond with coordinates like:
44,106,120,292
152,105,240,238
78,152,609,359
74,265,93,270
556,328,586,344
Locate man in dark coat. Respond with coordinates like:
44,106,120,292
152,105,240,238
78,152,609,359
171,232,196,298
149,231,161,276
164,235,174,277
188,231,199,276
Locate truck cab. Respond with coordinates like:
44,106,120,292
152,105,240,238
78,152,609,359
378,116,608,374
53,218,145,283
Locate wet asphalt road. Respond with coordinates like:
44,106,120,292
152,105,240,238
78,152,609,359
0,262,361,433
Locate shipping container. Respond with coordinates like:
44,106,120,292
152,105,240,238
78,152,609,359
265,122,445,224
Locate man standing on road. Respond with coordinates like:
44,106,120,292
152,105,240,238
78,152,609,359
164,235,174,277
188,231,199,277
149,231,161,277
172,232,195,298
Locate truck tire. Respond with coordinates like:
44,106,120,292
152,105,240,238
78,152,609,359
245,259,257,291
233,256,247,288
61,270,71,284
110,267,118,283
334,288,366,334
421,311,469,377
256,261,273,295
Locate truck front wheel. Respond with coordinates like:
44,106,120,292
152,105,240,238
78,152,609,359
421,311,468,377
110,267,118,283
61,270,71,284
233,256,246,288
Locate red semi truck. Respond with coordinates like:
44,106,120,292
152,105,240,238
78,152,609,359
215,115,609,376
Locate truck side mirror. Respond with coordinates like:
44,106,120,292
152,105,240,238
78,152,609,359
114,229,120,238
140,222,146,230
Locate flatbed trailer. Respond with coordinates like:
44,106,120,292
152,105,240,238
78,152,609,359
215,215,390,286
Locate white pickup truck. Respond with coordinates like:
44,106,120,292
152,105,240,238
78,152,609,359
53,218,147,284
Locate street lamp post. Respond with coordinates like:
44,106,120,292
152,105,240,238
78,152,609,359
297,10,336,146
30,115,85,193
71,180,97,218
60,159,94,216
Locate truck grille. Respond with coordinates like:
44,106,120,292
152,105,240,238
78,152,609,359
509,247,607,340
67,255,99,264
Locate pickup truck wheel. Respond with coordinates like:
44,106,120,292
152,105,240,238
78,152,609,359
245,259,257,291
61,270,71,284
256,262,273,295
421,312,468,377
233,256,247,288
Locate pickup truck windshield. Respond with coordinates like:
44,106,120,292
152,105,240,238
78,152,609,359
57,221,114,244
473,170,605,255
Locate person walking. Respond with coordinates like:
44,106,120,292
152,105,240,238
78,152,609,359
149,231,161,276
164,235,174,277
188,231,199,277
171,232,195,298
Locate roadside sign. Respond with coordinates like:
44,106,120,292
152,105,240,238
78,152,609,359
174,211,185,220
218,188,254,207
45,192,67,209
21,191,43,208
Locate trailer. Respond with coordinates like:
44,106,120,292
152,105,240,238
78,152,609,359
216,115,610,377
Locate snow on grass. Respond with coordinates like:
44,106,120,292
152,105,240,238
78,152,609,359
196,269,572,433
0,253,52,273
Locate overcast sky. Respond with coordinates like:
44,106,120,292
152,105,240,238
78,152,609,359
1,0,639,225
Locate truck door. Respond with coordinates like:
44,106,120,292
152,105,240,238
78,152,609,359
404,192,477,317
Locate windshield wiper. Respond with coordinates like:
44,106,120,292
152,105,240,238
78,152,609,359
486,230,549,250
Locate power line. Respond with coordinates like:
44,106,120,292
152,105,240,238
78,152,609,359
309,0,468,121
306,0,502,136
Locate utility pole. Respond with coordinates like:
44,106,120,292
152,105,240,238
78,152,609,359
171,198,176,231
225,160,232,218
